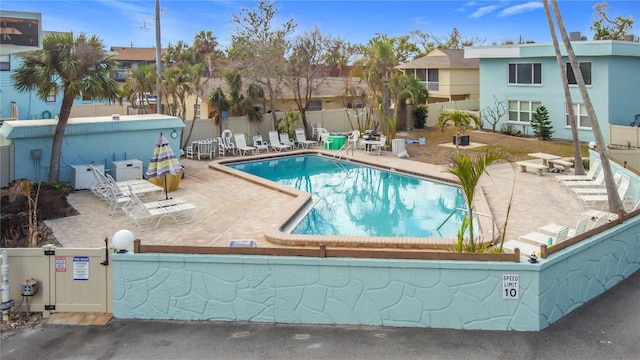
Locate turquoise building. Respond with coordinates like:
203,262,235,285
0,114,185,185
465,39,640,143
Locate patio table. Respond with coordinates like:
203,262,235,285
527,152,561,166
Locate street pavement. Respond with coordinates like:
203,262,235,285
2,270,639,360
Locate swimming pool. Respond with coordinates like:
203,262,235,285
227,155,465,238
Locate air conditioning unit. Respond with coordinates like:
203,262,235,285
569,32,582,41
623,34,639,42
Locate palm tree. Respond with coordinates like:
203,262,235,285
542,0,585,176
193,30,218,76
208,87,229,134
181,63,209,148
550,0,624,214
446,151,503,252
436,110,478,154
12,32,119,182
121,64,156,108
388,72,428,140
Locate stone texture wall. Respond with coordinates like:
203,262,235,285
113,214,639,331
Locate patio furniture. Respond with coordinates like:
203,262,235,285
252,135,270,153
125,185,196,231
234,133,257,156
268,130,292,151
279,132,297,148
295,128,318,149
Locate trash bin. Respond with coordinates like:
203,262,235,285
392,139,406,154
452,135,470,146
110,159,142,182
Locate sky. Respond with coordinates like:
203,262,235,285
2,1,639,51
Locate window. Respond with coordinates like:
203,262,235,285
308,100,322,111
565,103,591,128
508,100,542,123
46,90,56,103
566,62,592,85
0,55,9,71
508,63,542,85
427,69,439,91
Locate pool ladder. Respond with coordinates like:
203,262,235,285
332,143,352,160
435,207,500,242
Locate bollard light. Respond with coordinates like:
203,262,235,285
112,230,135,253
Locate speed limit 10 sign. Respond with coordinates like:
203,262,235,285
502,274,520,299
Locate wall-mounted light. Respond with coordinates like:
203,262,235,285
171,129,178,139
588,141,597,150
112,230,135,253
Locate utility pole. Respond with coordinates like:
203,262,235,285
155,0,162,114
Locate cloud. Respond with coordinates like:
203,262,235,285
469,5,500,19
498,2,544,17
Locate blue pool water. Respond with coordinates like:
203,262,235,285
227,155,465,238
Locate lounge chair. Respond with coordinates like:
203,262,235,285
557,160,601,182
502,239,541,258
519,225,569,246
279,132,297,148
252,135,270,153
233,133,257,156
295,128,318,149
563,170,605,189
538,217,589,238
125,185,196,231
571,172,622,195
268,130,292,151
582,200,640,221
218,130,235,156
577,175,631,207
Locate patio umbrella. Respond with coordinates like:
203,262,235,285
146,133,185,200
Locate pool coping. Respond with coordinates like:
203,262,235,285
210,149,496,250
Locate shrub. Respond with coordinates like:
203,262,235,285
531,105,554,140
413,104,428,129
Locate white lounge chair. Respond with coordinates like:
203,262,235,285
279,132,297,148
563,170,605,189
268,130,292,151
252,135,270,153
519,225,569,246
577,175,631,207
557,160,601,182
234,133,257,156
295,128,318,149
125,186,196,231
571,172,622,195
582,200,640,222
502,240,541,258
218,130,235,156
538,217,589,238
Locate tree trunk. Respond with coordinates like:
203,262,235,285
551,0,625,214
48,93,74,182
542,0,585,175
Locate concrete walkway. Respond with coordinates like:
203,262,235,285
46,148,589,250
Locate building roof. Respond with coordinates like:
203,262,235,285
397,49,479,69
464,40,640,59
0,114,183,139
109,46,166,62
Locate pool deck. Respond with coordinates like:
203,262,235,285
46,147,588,250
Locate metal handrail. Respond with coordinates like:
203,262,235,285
435,207,500,242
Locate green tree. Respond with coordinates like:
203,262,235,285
413,104,428,129
121,64,156,108
531,105,554,140
591,2,634,40
193,30,218,76
388,72,428,139
436,110,478,154
550,0,625,214
208,87,229,134
229,0,296,130
12,32,119,182
446,150,503,252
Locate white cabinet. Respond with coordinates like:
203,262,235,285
70,164,104,190
110,160,143,182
